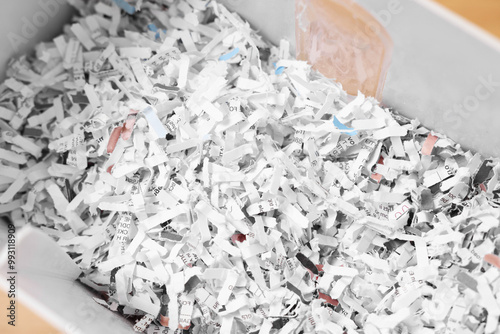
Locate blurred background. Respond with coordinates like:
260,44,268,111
439,0,500,37
0,0,499,333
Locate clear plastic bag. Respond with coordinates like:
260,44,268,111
296,0,393,100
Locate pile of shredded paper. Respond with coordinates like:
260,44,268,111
2,0,500,333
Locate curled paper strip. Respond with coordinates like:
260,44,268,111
219,47,240,61
113,0,136,15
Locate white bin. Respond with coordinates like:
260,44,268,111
1,1,500,333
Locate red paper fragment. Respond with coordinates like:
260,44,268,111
484,254,500,269
107,126,123,153
231,233,246,243
160,315,169,327
159,315,190,329
371,156,384,182
318,292,339,306
121,117,136,140
421,134,439,156
371,173,383,183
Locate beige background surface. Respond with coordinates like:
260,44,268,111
437,0,500,38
